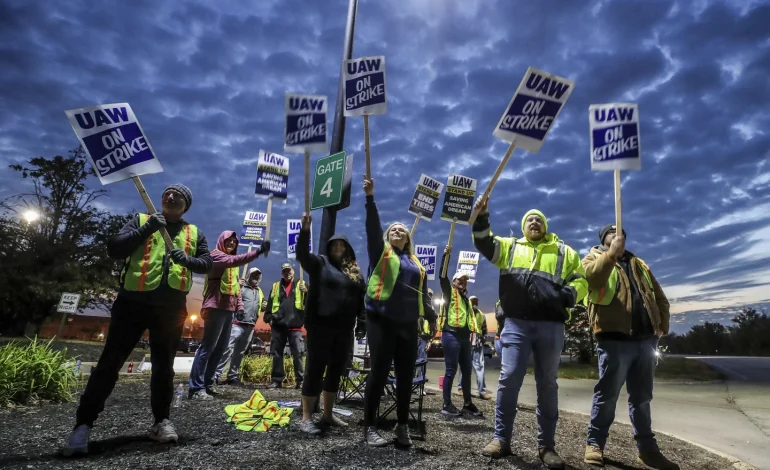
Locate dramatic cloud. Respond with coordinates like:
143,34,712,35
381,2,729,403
1,0,768,331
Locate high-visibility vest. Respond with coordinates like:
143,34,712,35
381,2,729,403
440,288,477,332
366,243,426,318
121,213,197,292
270,280,305,312
418,317,431,335
204,266,240,297
589,257,655,306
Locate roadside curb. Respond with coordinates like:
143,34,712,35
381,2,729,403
424,384,757,470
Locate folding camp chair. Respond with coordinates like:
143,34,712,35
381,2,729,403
377,358,428,440
336,342,370,405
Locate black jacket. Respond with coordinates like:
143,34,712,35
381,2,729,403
263,278,305,329
297,229,366,332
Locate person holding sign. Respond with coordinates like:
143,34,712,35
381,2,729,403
263,263,308,389
189,231,270,400
582,226,677,470
64,184,211,456
472,198,587,470
362,176,436,448
438,246,482,418
295,214,366,435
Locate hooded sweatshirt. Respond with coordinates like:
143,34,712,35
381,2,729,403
296,228,366,329
235,267,264,326
201,231,261,312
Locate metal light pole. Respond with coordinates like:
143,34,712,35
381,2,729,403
318,0,358,255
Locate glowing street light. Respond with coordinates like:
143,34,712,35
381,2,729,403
433,298,444,307
190,314,197,323
22,209,40,223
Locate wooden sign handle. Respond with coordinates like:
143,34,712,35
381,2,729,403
614,169,623,236
410,214,420,238
468,141,516,225
364,114,371,178
132,176,174,250
441,218,457,278
264,195,273,258
304,151,310,214
242,244,253,280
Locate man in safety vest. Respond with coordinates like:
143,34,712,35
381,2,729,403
63,184,212,457
473,197,587,470
263,262,307,389
582,225,677,470
439,245,482,418
457,296,492,400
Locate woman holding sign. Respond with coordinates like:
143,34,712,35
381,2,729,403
362,176,436,448
295,214,366,435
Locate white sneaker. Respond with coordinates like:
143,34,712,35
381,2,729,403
189,389,213,400
62,424,90,457
321,413,349,428
149,419,178,443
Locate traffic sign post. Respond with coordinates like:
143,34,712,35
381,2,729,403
56,293,81,340
311,151,348,210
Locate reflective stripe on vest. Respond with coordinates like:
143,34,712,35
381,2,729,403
441,288,476,331
204,266,240,297
270,281,304,312
122,214,197,292
588,257,654,306
366,243,426,317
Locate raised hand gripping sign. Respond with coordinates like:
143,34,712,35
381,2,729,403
343,56,387,116
589,103,641,171
65,103,162,185
284,94,328,155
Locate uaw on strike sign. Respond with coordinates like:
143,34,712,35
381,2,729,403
343,56,387,116
65,103,162,184
494,68,574,153
284,94,328,154
589,103,641,171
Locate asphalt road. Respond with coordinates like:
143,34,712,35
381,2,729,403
686,355,770,383
426,356,770,469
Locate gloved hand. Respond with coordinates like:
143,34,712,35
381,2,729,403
235,309,245,322
146,212,166,232
169,248,191,267
258,240,271,256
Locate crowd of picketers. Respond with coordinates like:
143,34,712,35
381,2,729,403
61,179,678,470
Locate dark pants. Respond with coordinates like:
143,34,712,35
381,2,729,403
76,296,186,426
270,327,305,385
363,314,418,426
441,329,472,406
587,337,660,452
189,309,233,392
301,325,352,396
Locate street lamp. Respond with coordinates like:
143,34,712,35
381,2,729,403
22,209,40,223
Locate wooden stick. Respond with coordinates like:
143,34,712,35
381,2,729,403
304,151,310,214
364,114,371,178
614,169,623,236
441,218,457,278
264,194,273,258
410,214,420,238
241,244,253,280
131,176,174,250
299,266,304,283
468,141,516,226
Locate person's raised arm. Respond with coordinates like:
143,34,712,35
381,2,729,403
439,245,452,299
364,176,384,268
297,214,323,277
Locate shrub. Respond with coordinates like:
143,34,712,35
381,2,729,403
0,337,81,406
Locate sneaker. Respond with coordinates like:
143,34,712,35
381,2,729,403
226,378,243,387
538,447,565,470
479,391,492,400
454,389,463,396
441,403,461,417
189,389,213,400
462,402,483,418
149,419,179,443
299,419,322,435
638,451,680,470
481,438,511,458
393,423,412,448
62,424,90,457
267,382,282,389
206,386,222,396
364,426,389,447
321,414,348,428
584,445,604,466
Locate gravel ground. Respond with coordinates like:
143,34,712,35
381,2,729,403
0,379,736,470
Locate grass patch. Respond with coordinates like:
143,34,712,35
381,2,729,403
0,337,81,406
0,337,148,362
527,356,724,381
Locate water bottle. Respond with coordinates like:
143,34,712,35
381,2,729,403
173,384,184,407
74,359,82,375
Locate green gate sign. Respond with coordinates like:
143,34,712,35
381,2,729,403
311,151,346,210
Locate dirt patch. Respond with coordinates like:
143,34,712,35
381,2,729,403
0,380,736,469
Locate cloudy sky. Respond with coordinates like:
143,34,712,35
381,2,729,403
2,0,769,333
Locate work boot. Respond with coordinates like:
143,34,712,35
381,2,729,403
462,402,484,418
299,419,322,435
364,426,389,447
638,451,680,470
206,386,222,396
584,445,604,466
538,447,565,469
481,438,511,458
479,391,492,400
455,389,463,397
393,423,412,448
227,378,243,387
441,403,461,417
62,424,90,457
149,419,178,443
321,414,348,427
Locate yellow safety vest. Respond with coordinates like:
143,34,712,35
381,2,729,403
366,243,426,317
270,281,305,312
204,266,240,297
440,288,477,332
121,213,197,292
589,256,655,306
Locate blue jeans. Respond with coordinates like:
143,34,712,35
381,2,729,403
494,338,503,358
495,318,564,448
442,329,472,406
416,337,429,381
189,309,233,392
587,337,660,452
457,347,486,394
270,328,305,384
214,323,254,383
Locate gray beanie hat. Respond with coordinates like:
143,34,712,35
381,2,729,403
164,184,192,212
